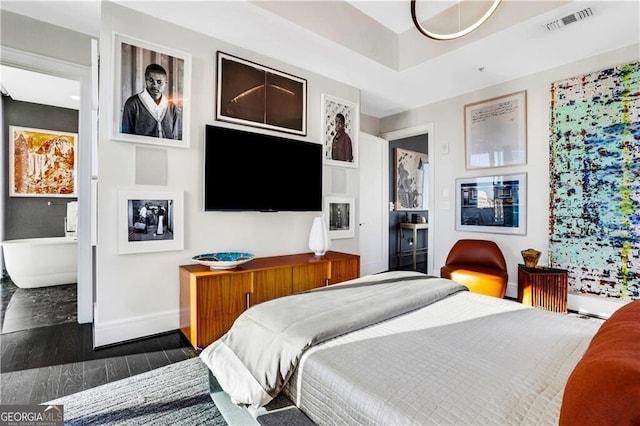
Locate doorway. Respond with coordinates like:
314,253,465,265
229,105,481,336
381,124,435,275
0,46,95,329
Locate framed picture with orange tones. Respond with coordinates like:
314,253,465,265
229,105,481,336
9,126,77,197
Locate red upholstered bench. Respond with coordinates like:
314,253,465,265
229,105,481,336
559,300,640,425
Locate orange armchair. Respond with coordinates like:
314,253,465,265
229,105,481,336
440,239,508,298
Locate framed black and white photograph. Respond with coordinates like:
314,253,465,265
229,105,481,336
112,33,191,148
216,51,307,136
321,94,359,168
464,90,527,169
324,196,355,239
117,188,184,254
455,173,527,235
394,148,428,211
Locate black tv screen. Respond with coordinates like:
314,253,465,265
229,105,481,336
204,125,322,211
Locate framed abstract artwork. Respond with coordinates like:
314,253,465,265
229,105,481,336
549,61,640,301
321,94,359,168
455,173,527,235
394,148,428,211
9,126,77,197
112,33,191,148
324,196,355,239
216,51,307,136
117,188,184,254
464,90,527,169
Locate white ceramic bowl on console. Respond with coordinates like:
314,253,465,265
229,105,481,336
192,252,255,270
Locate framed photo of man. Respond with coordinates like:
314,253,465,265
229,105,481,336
112,33,191,148
321,94,359,168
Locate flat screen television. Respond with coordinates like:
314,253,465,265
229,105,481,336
204,125,323,212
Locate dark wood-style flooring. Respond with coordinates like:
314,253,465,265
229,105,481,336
0,278,198,405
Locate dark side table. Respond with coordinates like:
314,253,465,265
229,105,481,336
397,222,428,271
517,264,568,313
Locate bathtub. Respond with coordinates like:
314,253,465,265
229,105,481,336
1,237,77,288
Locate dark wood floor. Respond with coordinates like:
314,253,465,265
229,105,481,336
0,278,198,405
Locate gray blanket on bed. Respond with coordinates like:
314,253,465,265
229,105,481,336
199,271,467,407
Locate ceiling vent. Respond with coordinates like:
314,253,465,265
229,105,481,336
546,8,593,31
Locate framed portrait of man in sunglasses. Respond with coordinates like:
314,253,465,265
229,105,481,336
113,33,191,148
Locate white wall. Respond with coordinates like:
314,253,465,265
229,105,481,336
379,44,639,313
95,3,361,346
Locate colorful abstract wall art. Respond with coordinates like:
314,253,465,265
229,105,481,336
549,61,639,301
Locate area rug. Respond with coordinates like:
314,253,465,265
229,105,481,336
46,357,227,425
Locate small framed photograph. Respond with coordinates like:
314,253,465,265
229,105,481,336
324,196,355,239
112,33,191,148
394,148,428,211
216,51,307,136
117,188,184,254
321,94,359,168
455,173,527,235
9,126,77,197
464,90,527,169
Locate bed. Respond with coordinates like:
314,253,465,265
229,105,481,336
199,271,640,425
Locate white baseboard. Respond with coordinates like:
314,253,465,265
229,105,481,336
505,281,518,299
567,293,626,319
93,308,179,348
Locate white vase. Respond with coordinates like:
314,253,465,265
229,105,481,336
308,216,330,256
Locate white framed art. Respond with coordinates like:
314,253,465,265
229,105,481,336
321,94,359,168
464,90,527,169
117,188,184,254
324,196,355,239
112,33,191,148
455,173,527,235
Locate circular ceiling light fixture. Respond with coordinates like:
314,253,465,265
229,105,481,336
411,0,502,41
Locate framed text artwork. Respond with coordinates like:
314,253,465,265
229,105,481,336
455,173,527,235
394,148,428,211
321,94,359,168
216,51,307,136
324,196,355,239
9,126,78,197
112,33,191,148
464,90,527,169
117,188,184,254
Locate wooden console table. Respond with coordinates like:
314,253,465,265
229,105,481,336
517,264,568,313
179,251,360,348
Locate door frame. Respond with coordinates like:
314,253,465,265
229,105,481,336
0,46,95,324
380,123,435,275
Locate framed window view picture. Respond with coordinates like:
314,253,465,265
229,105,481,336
112,33,191,148
456,173,527,235
117,188,184,254
325,196,355,239
464,90,527,169
9,126,78,197
216,51,307,136
321,94,359,168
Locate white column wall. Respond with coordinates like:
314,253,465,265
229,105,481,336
95,2,360,346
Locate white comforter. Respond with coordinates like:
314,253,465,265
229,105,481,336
199,271,466,408
284,288,602,425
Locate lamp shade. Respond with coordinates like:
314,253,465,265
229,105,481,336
308,216,330,256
